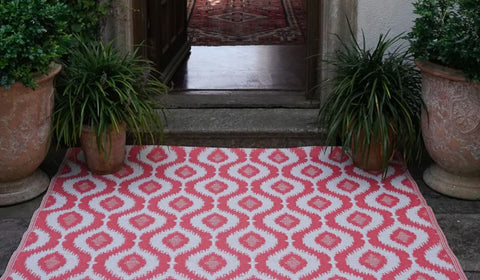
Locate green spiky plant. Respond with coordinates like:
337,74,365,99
53,39,168,151
318,28,423,175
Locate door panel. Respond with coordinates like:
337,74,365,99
133,0,190,82
132,0,148,57
305,0,321,99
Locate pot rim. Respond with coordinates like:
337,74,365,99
415,60,469,83
34,62,63,84
81,122,127,133
0,62,62,94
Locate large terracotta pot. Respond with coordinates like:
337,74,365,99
80,123,126,174
416,60,480,200
0,63,62,205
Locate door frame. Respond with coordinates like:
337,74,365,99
306,0,357,100
101,0,357,102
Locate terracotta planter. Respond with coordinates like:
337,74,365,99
351,130,394,172
0,63,62,205
80,123,126,174
416,60,480,200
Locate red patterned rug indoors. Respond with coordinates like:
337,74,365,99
187,0,306,45
2,146,466,279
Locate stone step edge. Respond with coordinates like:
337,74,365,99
155,90,320,109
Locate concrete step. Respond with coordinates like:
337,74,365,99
155,90,320,109
138,108,325,148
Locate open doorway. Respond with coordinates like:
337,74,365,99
128,0,356,105
172,0,307,93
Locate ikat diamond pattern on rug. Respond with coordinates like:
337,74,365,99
2,146,466,279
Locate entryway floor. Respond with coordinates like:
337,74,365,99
171,45,306,91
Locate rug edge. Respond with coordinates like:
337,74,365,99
0,149,75,279
403,170,468,280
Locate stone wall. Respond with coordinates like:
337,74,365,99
357,0,415,48
100,0,133,52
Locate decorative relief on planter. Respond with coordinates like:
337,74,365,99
416,60,480,199
419,62,480,176
451,87,480,135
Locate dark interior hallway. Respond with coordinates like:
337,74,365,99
172,0,307,93
171,45,306,91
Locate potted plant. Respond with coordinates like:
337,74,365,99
0,0,69,205
318,29,423,176
408,0,480,199
53,39,168,174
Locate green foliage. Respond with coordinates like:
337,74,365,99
318,30,424,174
0,0,70,89
408,0,480,81
49,0,108,42
53,39,169,151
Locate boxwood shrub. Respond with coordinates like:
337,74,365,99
0,0,70,89
408,0,480,81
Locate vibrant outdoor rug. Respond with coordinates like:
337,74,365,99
2,146,466,279
187,0,306,45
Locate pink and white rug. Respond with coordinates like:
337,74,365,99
2,146,466,279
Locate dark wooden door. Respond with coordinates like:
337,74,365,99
305,0,321,99
132,0,190,82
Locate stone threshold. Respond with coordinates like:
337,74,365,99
156,90,320,109
129,108,324,148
